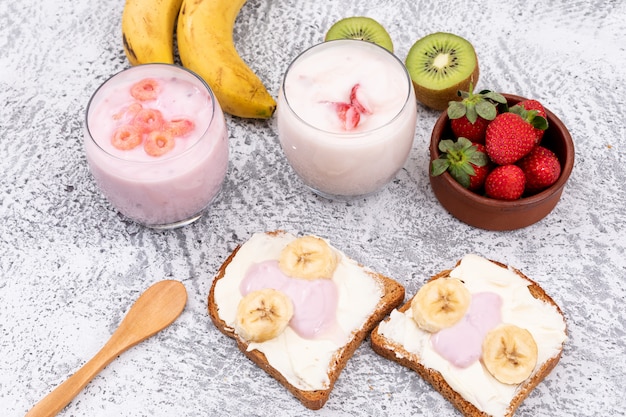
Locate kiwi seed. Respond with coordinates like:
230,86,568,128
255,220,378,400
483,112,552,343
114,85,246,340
325,16,394,53
405,32,479,111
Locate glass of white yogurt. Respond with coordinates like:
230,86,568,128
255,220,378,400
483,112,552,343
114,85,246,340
277,39,417,199
84,64,229,229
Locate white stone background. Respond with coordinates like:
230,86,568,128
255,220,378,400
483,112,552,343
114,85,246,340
1,0,625,416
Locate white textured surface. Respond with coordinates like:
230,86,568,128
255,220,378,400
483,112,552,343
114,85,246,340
1,0,625,416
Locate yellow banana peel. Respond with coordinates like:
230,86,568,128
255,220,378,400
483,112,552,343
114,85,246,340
121,0,183,65
176,0,276,119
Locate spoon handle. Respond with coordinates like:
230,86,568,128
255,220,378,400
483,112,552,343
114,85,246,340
24,335,129,417
25,280,187,417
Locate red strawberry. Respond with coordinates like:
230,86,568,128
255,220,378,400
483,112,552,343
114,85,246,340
431,137,490,191
334,102,360,130
510,99,548,144
485,112,537,165
517,146,561,194
451,117,491,144
327,84,372,130
447,86,506,143
350,84,372,115
484,165,526,200
517,99,546,117
468,143,491,190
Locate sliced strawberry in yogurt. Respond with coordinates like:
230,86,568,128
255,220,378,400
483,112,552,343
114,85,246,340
350,83,372,115
332,102,360,131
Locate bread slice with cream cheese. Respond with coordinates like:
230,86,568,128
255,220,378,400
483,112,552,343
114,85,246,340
370,254,567,417
208,230,405,410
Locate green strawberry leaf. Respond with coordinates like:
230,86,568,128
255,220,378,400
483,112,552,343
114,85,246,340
433,137,487,187
483,91,507,104
438,139,457,153
475,100,497,121
448,164,472,188
465,105,478,124
449,87,507,124
431,157,450,176
460,162,477,175
447,101,466,119
509,104,527,117
530,115,549,130
468,150,489,167
457,137,474,150
509,105,549,130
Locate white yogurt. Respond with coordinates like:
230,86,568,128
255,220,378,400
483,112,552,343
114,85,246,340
277,40,417,198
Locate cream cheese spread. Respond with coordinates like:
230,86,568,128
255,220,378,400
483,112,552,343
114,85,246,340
376,254,567,417
213,231,383,391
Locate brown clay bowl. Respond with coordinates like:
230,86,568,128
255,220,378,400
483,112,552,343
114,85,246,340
429,93,574,231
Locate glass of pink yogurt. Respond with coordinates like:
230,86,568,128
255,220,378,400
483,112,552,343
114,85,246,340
277,40,417,199
84,64,228,229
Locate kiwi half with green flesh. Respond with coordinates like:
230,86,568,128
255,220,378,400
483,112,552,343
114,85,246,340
325,16,394,53
405,32,479,111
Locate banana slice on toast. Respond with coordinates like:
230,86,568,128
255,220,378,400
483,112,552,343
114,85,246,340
235,288,294,343
278,235,338,280
481,324,538,384
410,277,471,332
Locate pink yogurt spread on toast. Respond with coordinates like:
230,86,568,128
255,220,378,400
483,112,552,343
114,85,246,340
431,292,502,368
240,260,339,340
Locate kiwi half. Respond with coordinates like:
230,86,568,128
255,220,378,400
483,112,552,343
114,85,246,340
325,16,394,53
405,32,479,111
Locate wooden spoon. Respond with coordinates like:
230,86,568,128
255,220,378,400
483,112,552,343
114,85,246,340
25,279,187,417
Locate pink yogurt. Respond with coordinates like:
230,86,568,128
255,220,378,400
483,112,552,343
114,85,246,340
84,64,228,228
240,260,340,340
431,292,503,368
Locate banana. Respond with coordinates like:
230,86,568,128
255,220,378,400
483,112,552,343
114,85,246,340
176,0,276,119
410,278,471,333
121,0,183,65
481,324,538,384
278,236,338,280
235,288,294,342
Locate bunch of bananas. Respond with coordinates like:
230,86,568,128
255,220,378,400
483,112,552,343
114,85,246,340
121,0,276,119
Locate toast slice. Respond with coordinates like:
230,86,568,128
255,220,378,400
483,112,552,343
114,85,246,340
371,254,567,417
208,230,405,410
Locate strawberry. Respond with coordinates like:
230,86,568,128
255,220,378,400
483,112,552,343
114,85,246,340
447,86,507,143
484,164,526,200
349,84,372,115
517,99,546,118
334,102,360,130
468,143,492,190
517,146,561,194
328,84,371,130
510,99,548,144
431,137,490,190
451,116,491,144
485,112,537,165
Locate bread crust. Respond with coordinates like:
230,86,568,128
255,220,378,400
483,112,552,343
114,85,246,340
208,231,405,410
370,259,567,417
